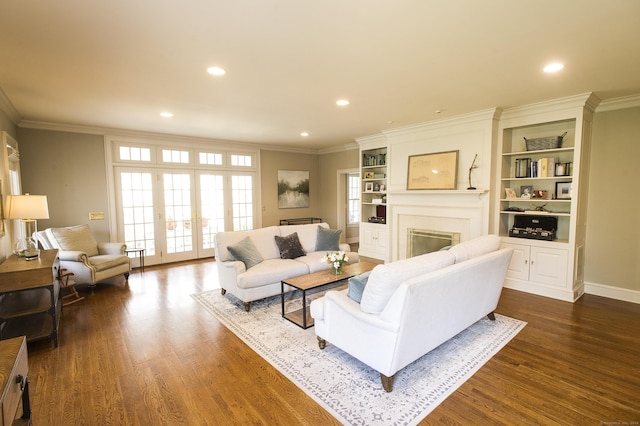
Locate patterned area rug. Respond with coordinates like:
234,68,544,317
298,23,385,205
191,288,526,425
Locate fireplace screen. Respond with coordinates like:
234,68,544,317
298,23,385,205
407,229,460,257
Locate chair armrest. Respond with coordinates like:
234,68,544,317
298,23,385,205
98,242,126,255
58,250,90,264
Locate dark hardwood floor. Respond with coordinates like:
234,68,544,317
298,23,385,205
25,259,639,425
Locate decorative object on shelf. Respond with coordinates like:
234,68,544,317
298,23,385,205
379,184,386,192
364,182,374,192
555,182,572,199
322,251,349,275
407,150,458,190
505,188,517,199
524,131,567,151
5,193,50,260
555,162,572,176
277,170,310,209
467,153,478,190
532,190,548,199
364,171,375,179
515,158,532,178
520,186,533,199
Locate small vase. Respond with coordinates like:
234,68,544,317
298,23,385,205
333,265,343,275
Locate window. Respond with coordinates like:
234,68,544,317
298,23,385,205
199,152,223,165
231,154,252,167
119,146,151,162
347,173,361,224
162,149,190,164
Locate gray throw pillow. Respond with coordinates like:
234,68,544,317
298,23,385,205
227,236,263,269
274,232,306,259
347,271,371,303
315,226,342,251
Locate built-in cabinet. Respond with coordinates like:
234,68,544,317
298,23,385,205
357,135,389,261
494,93,599,301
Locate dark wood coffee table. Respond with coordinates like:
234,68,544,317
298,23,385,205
281,261,376,329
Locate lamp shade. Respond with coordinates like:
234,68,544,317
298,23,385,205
6,194,50,220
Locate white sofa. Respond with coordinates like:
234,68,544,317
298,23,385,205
310,234,513,392
214,223,359,311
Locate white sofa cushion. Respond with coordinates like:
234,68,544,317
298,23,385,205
215,226,281,262
236,258,309,289
448,234,501,263
360,250,455,314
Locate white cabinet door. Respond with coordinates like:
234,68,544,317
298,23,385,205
359,223,388,260
530,246,568,287
502,242,568,288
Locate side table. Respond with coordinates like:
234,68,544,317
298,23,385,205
125,248,145,272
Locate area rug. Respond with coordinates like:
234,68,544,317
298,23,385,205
191,288,526,425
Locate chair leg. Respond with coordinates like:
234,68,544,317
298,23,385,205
124,272,130,280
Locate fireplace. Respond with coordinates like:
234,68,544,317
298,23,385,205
407,228,460,257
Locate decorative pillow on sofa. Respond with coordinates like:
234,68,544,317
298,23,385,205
448,234,501,263
347,271,371,303
360,250,455,314
274,232,306,259
315,226,341,251
227,236,263,269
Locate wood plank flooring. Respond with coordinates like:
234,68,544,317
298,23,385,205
25,259,640,425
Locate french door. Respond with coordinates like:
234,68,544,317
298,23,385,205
114,167,256,266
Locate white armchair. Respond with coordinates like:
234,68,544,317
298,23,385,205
34,224,130,285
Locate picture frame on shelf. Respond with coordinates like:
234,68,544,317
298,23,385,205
555,182,572,199
379,184,386,192
505,188,517,199
520,185,533,199
364,182,374,192
532,190,548,199
407,150,458,190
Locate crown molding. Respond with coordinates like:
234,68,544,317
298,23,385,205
596,93,640,112
0,87,22,125
18,119,327,155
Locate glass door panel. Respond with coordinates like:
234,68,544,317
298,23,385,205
197,173,225,258
161,171,196,263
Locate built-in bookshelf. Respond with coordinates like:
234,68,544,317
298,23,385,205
494,93,599,302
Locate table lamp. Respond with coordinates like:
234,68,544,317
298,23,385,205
6,193,50,260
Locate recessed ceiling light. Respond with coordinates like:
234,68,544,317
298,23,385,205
300,131,309,137
160,112,173,118
336,99,350,106
207,66,226,76
543,63,564,73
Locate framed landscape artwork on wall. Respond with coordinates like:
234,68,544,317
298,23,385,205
278,170,310,208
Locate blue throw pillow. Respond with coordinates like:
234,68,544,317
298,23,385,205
315,226,342,251
347,271,371,303
227,236,263,269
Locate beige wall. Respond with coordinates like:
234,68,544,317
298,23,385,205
17,128,111,241
260,150,323,227
318,148,360,238
584,106,640,292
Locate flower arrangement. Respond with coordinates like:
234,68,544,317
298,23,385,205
322,251,349,275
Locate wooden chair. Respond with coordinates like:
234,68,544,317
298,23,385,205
59,269,84,306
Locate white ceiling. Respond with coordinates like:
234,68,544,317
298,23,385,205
1,1,639,151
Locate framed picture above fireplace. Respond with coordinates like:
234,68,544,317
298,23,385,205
407,150,458,190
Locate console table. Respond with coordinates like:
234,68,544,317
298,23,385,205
0,336,31,425
0,250,62,347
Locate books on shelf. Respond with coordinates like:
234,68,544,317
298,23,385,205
515,157,563,178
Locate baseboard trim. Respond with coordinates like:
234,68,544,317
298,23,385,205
584,281,640,305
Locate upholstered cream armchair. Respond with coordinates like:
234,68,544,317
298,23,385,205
34,224,130,285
